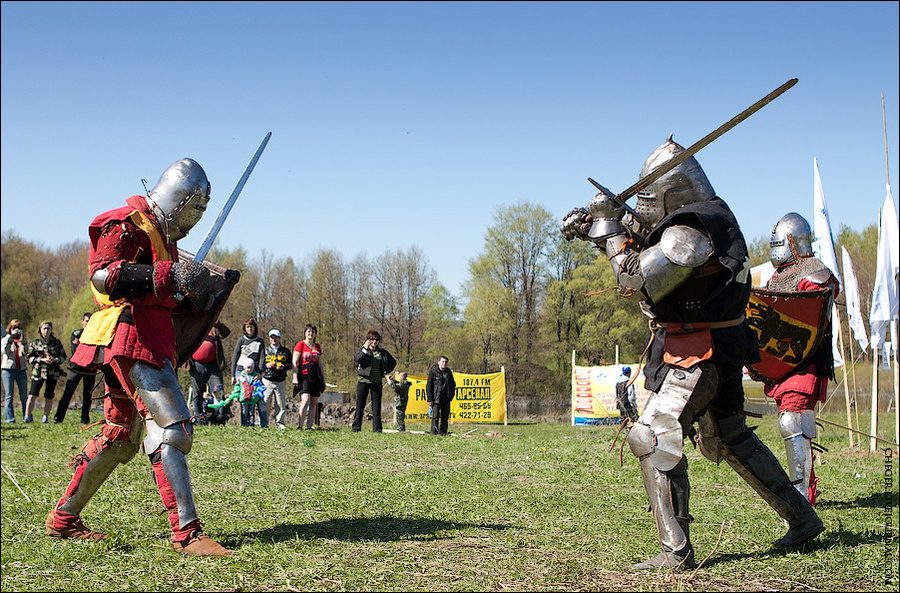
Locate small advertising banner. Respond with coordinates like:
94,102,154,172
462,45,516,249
571,364,652,426
401,370,507,424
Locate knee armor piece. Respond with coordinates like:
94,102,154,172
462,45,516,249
696,412,728,463
144,418,194,456
628,365,704,471
129,360,192,428
779,410,817,440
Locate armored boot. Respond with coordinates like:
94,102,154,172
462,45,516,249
48,421,140,541
130,362,232,556
149,439,232,557
719,414,823,547
629,456,697,571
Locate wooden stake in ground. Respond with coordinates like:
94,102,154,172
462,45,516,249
871,344,879,452
836,306,854,447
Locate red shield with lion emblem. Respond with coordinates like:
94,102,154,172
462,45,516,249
745,288,831,386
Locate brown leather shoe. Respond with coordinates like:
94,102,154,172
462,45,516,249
172,530,233,556
44,511,107,542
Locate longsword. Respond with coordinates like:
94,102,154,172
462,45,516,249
589,78,798,235
194,131,272,262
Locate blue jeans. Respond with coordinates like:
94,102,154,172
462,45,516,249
257,399,268,427
240,400,268,427
2,368,28,422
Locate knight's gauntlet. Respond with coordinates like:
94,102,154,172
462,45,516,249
172,260,211,299
560,208,593,241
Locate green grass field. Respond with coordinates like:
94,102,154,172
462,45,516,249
2,412,897,592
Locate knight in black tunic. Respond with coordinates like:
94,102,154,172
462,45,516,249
561,136,823,570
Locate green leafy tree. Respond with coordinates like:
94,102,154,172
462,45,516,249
421,283,473,374
747,234,771,268
465,202,555,393
464,254,516,374
544,252,646,367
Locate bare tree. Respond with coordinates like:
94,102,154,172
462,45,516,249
371,246,435,367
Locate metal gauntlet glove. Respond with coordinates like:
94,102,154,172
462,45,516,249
561,208,593,241
171,260,210,299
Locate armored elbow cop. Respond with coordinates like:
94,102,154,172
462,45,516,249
618,225,714,302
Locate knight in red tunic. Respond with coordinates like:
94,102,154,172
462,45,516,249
45,158,232,556
765,213,840,506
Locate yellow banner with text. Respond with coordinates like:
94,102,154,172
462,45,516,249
400,370,507,424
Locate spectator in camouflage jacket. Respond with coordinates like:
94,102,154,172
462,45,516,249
25,321,66,423
386,371,411,432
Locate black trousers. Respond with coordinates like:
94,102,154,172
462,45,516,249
430,398,452,435
54,369,96,423
352,381,383,432
188,360,224,417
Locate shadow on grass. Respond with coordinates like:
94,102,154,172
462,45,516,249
228,514,510,547
699,527,888,568
0,425,29,440
817,492,898,510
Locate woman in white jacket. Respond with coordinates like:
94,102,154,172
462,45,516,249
2,319,29,423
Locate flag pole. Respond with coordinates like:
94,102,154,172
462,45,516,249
849,328,863,447
883,93,891,187
812,158,852,445
870,207,882,452
871,344,879,452
571,351,576,427
841,245,867,447
883,92,899,449
836,314,855,446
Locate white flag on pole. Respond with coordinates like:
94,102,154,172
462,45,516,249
869,184,899,351
812,158,841,275
841,246,869,351
811,158,843,366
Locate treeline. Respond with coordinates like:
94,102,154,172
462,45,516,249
0,205,880,401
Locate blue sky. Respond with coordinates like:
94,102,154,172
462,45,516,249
2,1,898,296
